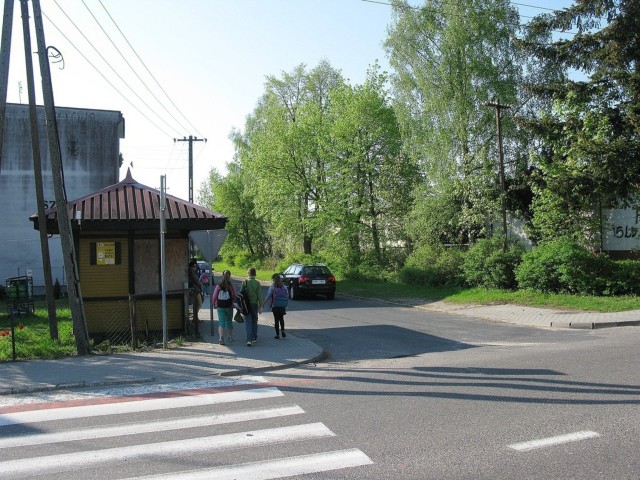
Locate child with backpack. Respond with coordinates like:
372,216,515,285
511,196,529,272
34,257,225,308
260,273,288,339
212,270,236,345
242,267,263,347
199,270,210,296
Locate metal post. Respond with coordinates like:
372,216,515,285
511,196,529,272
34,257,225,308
209,233,214,337
160,176,167,349
10,308,15,360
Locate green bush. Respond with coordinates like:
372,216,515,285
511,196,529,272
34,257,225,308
401,245,465,286
608,259,640,295
343,263,394,283
398,265,438,286
463,237,524,289
515,237,613,295
233,251,261,269
434,248,466,286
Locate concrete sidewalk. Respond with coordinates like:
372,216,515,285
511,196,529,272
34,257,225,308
1,295,639,396
412,299,640,329
0,302,325,395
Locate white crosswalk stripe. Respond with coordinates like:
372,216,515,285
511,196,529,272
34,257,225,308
123,449,374,480
0,386,283,426
0,423,336,477
0,376,373,479
0,405,305,448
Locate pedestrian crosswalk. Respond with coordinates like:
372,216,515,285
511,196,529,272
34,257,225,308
0,376,372,479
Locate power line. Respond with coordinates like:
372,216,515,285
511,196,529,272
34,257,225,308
511,2,559,13
50,0,181,138
41,9,175,139
82,0,194,137
360,0,579,36
98,0,205,139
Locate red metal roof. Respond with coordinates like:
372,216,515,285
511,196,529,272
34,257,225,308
30,169,227,233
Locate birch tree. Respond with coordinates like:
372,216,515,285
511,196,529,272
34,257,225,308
385,0,528,246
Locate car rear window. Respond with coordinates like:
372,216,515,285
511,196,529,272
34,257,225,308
303,266,332,275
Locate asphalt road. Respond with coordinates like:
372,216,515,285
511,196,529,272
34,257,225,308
280,294,590,362
263,294,640,479
2,294,637,479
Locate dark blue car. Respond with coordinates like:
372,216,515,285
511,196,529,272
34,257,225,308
281,263,336,300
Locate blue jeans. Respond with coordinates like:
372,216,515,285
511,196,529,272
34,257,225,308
244,304,259,341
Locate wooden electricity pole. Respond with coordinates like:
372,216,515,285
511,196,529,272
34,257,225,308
485,98,511,252
0,0,15,174
175,135,206,258
174,135,206,203
20,0,58,340
32,0,90,354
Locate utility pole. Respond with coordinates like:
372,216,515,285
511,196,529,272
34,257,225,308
485,98,511,252
20,0,57,340
32,0,90,354
174,135,206,203
0,0,15,174
175,135,206,258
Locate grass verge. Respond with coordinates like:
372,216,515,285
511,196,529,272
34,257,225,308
0,298,76,361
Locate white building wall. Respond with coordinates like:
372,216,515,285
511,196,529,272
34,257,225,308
602,206,640,253
0,103,124,290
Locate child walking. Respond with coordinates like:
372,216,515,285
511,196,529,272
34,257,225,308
212,270,236,345
261,274,288,339
242,267,263,346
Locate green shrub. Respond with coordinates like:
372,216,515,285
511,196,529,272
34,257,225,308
434,248,466,286
53,279,61,299
515,237,613,295
608,259,640,295
398,266,438,286
560,253,612,295
463,237,524,289
401,246,465,286
233,251,261,269
343,263,394,283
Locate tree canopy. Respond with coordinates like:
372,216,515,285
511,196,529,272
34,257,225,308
199,0,640,276
384,0,531,245
521,0,640,244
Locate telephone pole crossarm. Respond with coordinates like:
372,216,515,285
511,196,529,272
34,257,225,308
174,135,207,203
174,135,207,259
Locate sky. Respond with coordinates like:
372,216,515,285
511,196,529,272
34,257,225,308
3,0,573,202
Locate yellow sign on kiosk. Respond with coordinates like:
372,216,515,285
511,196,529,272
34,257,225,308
96,242,116,265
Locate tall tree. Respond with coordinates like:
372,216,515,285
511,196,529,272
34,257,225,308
385,0,529,246
324,66,418,268
241,61,344,255
522,0,640,245
198,156,270,259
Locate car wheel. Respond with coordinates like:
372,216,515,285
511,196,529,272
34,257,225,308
289,284,299,300
327,291,335,300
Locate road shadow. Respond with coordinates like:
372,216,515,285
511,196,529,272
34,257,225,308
273,363,640,406
287,324,476,362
